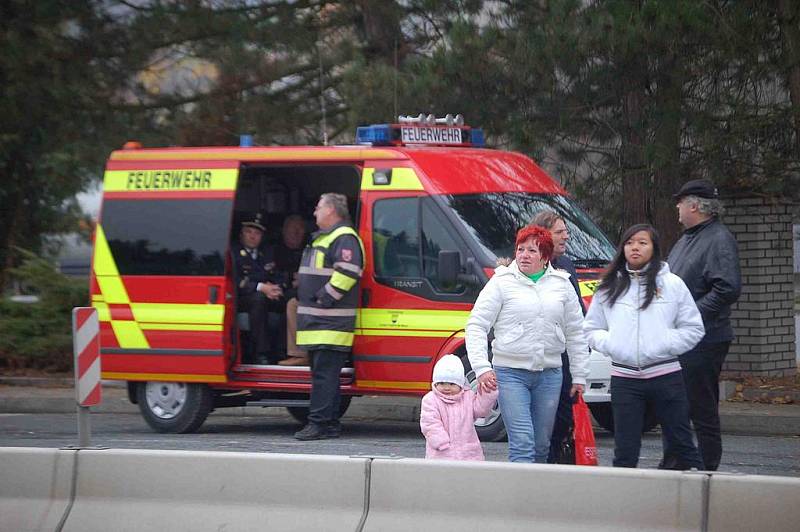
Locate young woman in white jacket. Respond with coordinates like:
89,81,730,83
583,224,705,469
466,225,590,463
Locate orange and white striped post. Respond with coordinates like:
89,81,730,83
72,307,101,447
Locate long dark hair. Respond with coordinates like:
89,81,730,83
597,224,662,310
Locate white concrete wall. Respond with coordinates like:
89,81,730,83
3,448,800,532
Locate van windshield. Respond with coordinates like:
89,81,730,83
438,193,615,266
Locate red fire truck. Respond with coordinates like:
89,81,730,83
90,115,620,439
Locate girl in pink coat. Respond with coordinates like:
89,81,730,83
420,354,499,460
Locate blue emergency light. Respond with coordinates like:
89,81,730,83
470,129,485,147
355,124,394,145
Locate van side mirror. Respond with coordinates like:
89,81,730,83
438,250,479,286
438,250,460,285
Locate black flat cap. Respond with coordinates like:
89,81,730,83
673,179,719,200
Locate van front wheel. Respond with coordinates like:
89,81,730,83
136,381,213,433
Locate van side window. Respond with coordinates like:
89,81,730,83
101,199,233,275
372,197,420,278
422,201,465,293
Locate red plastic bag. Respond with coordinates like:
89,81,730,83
573,394,598,466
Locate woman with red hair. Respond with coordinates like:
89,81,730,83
466,225,590,463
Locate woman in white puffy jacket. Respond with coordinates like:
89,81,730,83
466,225,590,463
583,223,704,469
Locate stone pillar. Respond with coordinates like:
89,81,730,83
724,197,796,377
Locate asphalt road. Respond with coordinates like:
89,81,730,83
1,411,798,477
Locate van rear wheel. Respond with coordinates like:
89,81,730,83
136,381,213,433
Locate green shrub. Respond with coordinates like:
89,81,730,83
0,250,88,371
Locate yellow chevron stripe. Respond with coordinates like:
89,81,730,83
96,276,130,305
92,224,150,349
92,302,111,322
93,225,120,277
110,321,149,348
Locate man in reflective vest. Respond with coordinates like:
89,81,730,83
294,193,364,441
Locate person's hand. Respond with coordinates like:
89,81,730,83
291,272,299,289
477,370,497,393
259,282,283,300
570,383,585,397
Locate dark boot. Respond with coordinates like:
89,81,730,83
327,420,342,438
294,423,328,441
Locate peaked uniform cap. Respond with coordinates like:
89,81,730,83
242,212,266,231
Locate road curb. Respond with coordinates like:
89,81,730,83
719,409,800,436
1,378,798,436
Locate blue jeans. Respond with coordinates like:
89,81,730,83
611,372,703,469
495,366,562,463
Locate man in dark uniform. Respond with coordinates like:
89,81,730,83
232,213,284,365
293,193,364,440
531,210,587,464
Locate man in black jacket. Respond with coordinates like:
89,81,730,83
665,179,741,471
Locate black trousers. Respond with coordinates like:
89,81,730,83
675,341,731,471
238,292,271,361
611,372,703,469
307,349,349,426
547,351,574,463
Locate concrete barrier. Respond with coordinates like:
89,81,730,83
707,473,800,531
60,449,369,532
0,447,75,532
3,447,800,531
364,459,706,531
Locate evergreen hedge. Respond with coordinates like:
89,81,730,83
0,250,88,371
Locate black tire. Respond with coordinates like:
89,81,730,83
465,369,507,442
136,381,213,433
588,402,659,434
287,395,352,424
